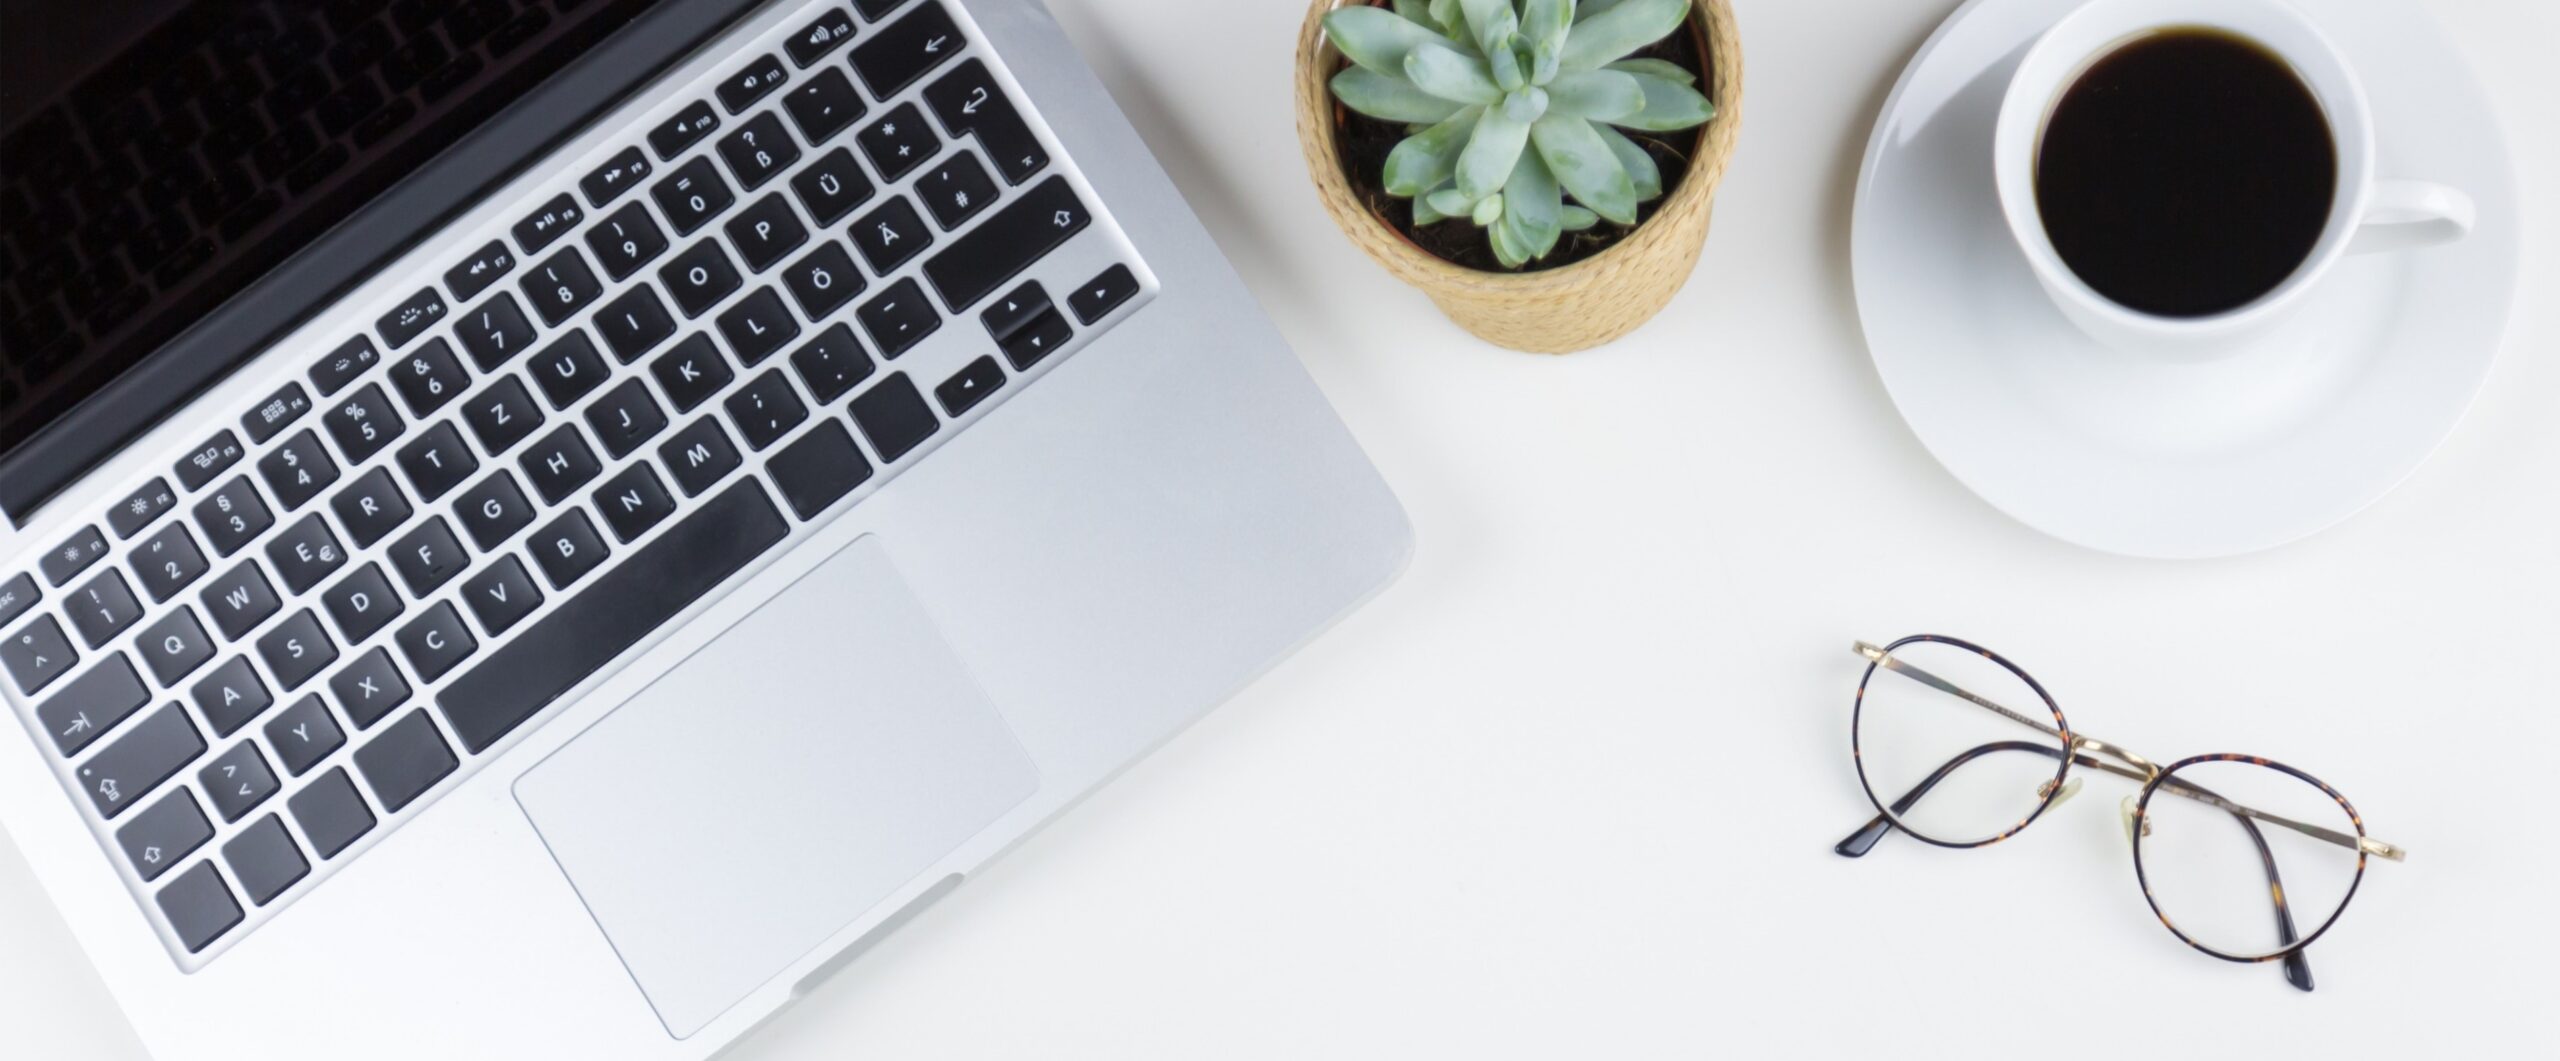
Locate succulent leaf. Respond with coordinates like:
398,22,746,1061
1429,0,1465,36
1576,0,1632,20
1458,0,1520,55
1489,217,1529,268
1531,38,1562,85
1605,57,1695,86
1522,0,1575,52
1610,69,1716,131
1543,69,1643,122
1490,44,1526,93
1560,0,1689,72
1456,102,1532,199
1325,8,1456,75
1559,205,1602,230
1331,67,1467,124
1426,186,1479,218
1531,114,1639,224
1404,43,1503,105
1596,124,1662,200
1502,85,1548,124
1498,147,1564,262
1382,106,1483,196
1414,182,1455,225
1471,193,1504,226
1390,0,1438,28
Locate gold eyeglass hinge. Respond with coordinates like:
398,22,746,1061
2358,837,2408,862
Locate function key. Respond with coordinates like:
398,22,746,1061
375,287,450,350
307,335,382,398
240,381,313,444
510,192,585,255
851,1,963,100
783,67,865,145
578,145,653,208
40,525,111,587
852,0,907,17
108,477,180,539
646,100,721,161
715,53,791,114
923,59,1049,185
0,572,37,629
788,8,858,67
856,103,939,183
1068,263,1140,324
442,240,518,303
933,355,1004,417
174,432,248,493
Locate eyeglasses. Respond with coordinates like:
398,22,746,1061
1833,635,2405,991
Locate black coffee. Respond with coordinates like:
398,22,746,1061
2035,29,2337,318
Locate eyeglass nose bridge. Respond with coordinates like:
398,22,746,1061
2071,734,2162,783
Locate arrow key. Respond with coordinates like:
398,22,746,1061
1068,263,1140,325
998,307,1073,371
196,741,280,823
116,789,213,882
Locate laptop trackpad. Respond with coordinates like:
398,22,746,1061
515,536,1038,1039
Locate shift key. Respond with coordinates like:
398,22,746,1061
76,704,205,819
921,175,1088,313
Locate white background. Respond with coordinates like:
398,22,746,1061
7,0,2555,1056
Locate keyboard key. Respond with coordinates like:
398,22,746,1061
593,463,677,543
396,422,479,502
223,815,309,906
585,379,669,459
716,53,791,114
194,477,273,557
460,556,543,636
66,569,143,648
190,656,274,738
529,331,611,409
174,430,247,491
999,308,1072,370
650,156,734,237
265,514,346,595
41,525,111,586
375,287,449,349
265,696,345,777
139,607,218,683
651,334,733,413
36,653,147,756
789,7,857,67
790,324,875,404
521,425,604,504
646,99,720,160
1068,263,1140,324
852,1,963,99
395,602,477,682
579,145,654,208
240,381,313,444
850,372,938,462
324,382,408,464
783,67,865,145
257,429,341,510
510,192,585,255
0,573,35,629
455,292,537,371
320,563,405,646
330,647,412,729
782,241,865,321
716,286,802,366
198,563,279,644
850,195,931,274
117,789,212,881
917,151,996,229
856,277,940,359
852,0,907,18
105,481,177,546
390,338,471,417
790,147,875,225
661,239,743,318
724,370,808,451
596,287,678,366
923,174,1088,312
980,280,1051,341
156,860,243,952
586,202,669,282
767,420,872,520
528,509,610,589
520,248,604,327
255,610,338,691
923,59,1050,185
463,375,544,455
389,517,470,598
355,709,457,814
715,111,800,191
198,742,280,823
438,480,787,753
725,194,809,273
455,474,535,551
935,355,1005,416
78,703,204,819
660,418,744,497
289,767,374,859
443,240,517,303
330,468,414,549
857,103,939,183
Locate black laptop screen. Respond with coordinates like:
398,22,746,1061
0,0,671,462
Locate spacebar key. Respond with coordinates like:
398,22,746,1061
436,480,788,753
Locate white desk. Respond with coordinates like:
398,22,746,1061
7,0,2555,1056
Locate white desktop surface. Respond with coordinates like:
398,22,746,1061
6,0,2555,1056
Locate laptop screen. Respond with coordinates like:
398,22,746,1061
0,0,675,468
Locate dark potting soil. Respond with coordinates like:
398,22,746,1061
1328,11,1711,274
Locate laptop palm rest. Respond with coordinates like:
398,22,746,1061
514,535,1039,1039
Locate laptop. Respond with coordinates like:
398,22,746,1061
0,0,1409,1055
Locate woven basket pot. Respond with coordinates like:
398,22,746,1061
1294,0,1743,354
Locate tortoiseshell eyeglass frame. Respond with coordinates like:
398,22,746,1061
1834,634,2406,993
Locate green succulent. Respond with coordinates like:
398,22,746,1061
1325,0,1715,269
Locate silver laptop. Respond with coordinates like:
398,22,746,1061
0,0,1408,1055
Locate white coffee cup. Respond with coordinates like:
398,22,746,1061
1993,0,2475,359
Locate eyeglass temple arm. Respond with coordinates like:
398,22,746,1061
1851,643,2407,863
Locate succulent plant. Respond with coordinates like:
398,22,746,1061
1325,0,1715,269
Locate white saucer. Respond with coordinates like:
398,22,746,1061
1851,0,2520,559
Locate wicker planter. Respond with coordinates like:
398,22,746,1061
1294,0,1743,354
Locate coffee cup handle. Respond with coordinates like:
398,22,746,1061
2348,180,2476,255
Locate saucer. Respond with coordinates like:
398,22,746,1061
1851,0,2520,558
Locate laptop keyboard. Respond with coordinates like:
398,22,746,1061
2,0,1152,964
